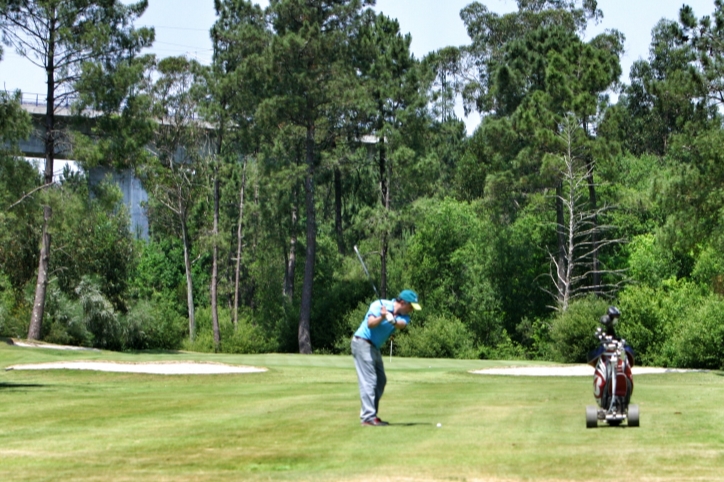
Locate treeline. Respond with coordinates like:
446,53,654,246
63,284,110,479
2,0,724,368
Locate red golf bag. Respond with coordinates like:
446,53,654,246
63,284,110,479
585,307,639,428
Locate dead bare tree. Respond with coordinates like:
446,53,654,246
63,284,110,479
546,116,626,312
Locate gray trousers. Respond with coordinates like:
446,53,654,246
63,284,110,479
351,336,387,422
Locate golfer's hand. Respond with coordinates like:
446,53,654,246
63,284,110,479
385,312,395,323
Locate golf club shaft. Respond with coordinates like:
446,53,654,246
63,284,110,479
353,245,382,303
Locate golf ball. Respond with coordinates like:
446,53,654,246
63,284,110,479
437,423,442,428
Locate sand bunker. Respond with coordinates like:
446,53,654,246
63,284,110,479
6,361,267,375
10,340,100,351
4,339,266,375
470,365,700,376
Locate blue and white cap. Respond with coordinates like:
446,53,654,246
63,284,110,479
398,289,421,311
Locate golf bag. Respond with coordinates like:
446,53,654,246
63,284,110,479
585,307,639,427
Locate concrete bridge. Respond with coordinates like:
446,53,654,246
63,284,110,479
14,93,380,242
18,95,149,239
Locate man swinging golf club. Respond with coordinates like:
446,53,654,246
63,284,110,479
352,287,421,426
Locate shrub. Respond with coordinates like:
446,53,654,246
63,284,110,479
222,317,276,354
615,278,711,367
75,277,120,350
484,330,527,361
515,317,554,360
43,285,89,346
0,273,33,339
121,297,185,351
395,314,477,359
660,296,724,369
0,272,13,335
616,285,668,366
183,307,275,354
549,297,610,363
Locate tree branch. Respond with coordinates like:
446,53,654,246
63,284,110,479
7,181,55,210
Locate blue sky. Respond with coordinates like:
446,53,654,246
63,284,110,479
1,0,717,134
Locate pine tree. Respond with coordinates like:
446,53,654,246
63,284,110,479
1,0,152,340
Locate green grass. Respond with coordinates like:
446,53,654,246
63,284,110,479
1,342,723,481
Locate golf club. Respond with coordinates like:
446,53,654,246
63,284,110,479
354,245,381,304
353,245,395,362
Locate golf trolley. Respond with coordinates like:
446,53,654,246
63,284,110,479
585,307,639,428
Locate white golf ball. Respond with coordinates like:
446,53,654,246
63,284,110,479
436,423,442,428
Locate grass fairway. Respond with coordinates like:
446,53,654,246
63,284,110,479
1,342,723,481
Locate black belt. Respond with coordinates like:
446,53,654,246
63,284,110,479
354,336,373,346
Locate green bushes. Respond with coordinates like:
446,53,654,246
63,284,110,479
183,307,275,354
0,272,13,336
620,278,724,369
44,286,89,346
76,277,121,350
40,277,185,351
546,278,724,369
404,198,502,346
123,298,185,351
0,271,33,340
548,297,610,363
663,297,724,369
394,314,477,359
4,173,722,366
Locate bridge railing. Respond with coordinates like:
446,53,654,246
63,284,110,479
18,92,76,108
17,92,204,122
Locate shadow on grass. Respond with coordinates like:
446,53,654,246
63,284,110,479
388,422,434,427
0,382,46,390
590,423,640,429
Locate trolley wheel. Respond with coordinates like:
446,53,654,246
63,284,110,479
628,404,640,427
586,405,598,428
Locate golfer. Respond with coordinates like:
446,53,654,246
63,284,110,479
352,289,421,426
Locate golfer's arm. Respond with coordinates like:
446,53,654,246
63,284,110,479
367,315,406,330
367,314,384,328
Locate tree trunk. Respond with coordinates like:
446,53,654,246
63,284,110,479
379,138,389,298
211,171,220,350
28,205,51,340
249,181,260,312
581,118,601,295
28,26,56,340
233,160,247,328
284,185,298,300
182,220,196,341
563,174,576,313
380,234,388,299
585,157,600,294
298,125,316,354
555,181,566,308
333,166,345,255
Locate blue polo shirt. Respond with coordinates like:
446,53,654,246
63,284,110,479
354,299,411,349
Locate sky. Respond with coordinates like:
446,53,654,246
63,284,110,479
0,0,718,135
